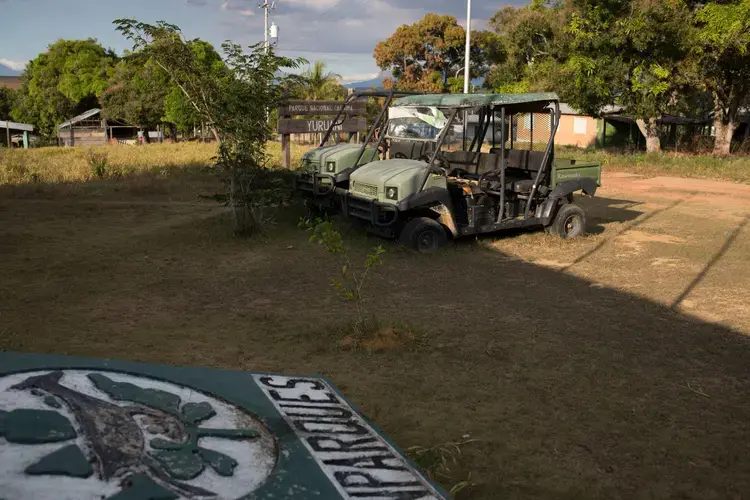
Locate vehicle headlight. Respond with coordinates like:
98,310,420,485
326,161,336,173
385,186,399,200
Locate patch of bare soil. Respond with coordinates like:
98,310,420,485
605,173,750,207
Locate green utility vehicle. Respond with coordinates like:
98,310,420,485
294,90,424,211
342,93,602,252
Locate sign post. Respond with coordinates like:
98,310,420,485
277,100,368,169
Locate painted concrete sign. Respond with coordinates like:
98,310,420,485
0,352,446,500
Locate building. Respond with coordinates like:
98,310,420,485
57,108,138,147
464,104,603,149
1,120,33,148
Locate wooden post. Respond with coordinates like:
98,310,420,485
70,125,74,147
5,121,9,148
22,131,29,149
282,133,291,170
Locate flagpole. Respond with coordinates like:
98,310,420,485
463,0,472,94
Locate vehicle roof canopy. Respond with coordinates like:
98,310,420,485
392,92,559,113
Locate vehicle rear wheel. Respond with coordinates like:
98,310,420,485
549,203,586,239
399,217,448,253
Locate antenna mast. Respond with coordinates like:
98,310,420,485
260,0,278,53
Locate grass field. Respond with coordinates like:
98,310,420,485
2,142,750,498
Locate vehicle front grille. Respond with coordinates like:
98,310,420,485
352,182,378,198
307,161,320,173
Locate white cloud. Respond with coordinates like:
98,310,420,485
0,58,26,71
340,72,379,83
283,0,341,8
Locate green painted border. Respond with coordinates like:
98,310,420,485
0,351,449,499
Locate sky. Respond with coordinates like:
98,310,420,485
0,0,524,83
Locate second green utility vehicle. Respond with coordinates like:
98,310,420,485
341,93,602,252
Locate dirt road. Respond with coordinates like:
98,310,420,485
491,172,750,334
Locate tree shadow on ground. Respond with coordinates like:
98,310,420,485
1,187,749,499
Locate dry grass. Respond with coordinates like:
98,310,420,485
0,141,311,200
557,147,750,183
2,143,750,498
0,143,215,184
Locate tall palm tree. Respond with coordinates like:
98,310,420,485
301,61,343,100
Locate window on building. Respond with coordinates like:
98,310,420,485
574,117,588,135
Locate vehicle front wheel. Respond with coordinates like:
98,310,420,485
399,217,448,253
549,203,587,239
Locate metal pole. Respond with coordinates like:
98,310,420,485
263,1,269,52
497,107,505,223
463,0,472,94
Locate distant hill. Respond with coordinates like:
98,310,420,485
343,71,391,90
0,64,21,77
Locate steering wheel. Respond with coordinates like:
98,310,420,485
418,153,450,175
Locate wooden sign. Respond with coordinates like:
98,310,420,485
278,117,367,135
279,100,366,117
0,351,448,499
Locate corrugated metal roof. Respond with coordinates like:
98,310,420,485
0,120,33,132
393,93,559,110
58,108,101,129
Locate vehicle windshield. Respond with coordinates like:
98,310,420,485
386,106,450,141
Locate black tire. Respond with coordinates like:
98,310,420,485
399,217,448,253
549,203,587,239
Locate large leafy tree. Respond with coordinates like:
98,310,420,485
561,0,693,152
484,1,567,93
690,0,750,155
101,58,170,130
0,87,16,119
374,13,501,91
12,39,117,137
102,39,225,135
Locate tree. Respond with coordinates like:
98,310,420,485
164,86,200,134
485,1,566,92
691,0,750,155
562,0,693,152
11,39,116,137
114,19,304,235
374,13,501,91
102,40,225,135
0,87,16,119
297,61,344,100
101,58,170,130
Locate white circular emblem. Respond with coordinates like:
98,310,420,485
0,370,277,499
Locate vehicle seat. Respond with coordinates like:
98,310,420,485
444,151,479,176
506,150,547,175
